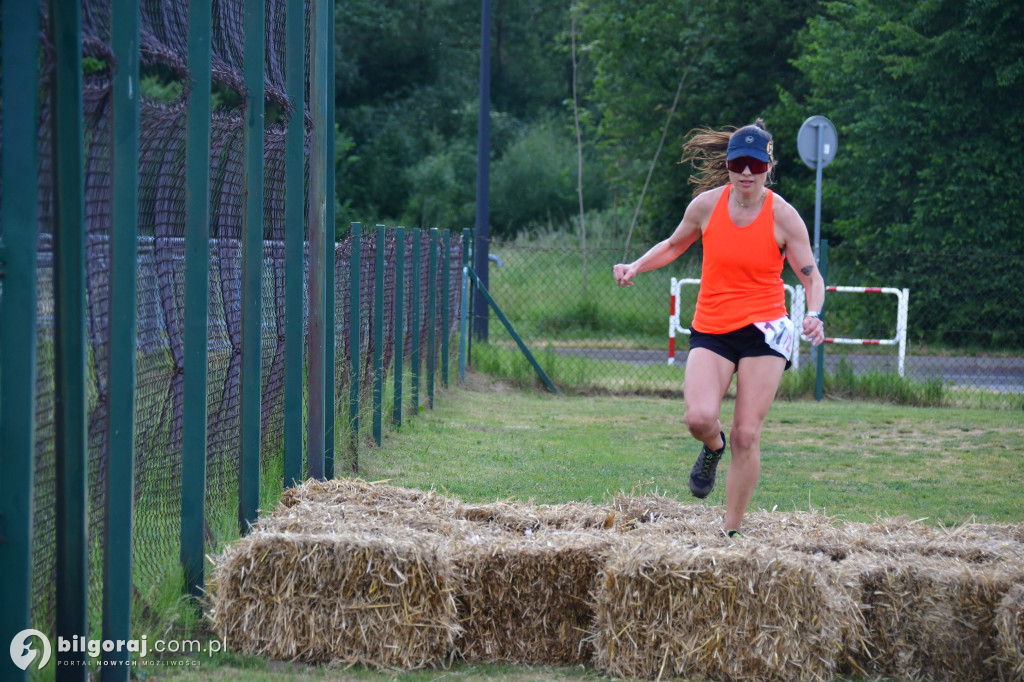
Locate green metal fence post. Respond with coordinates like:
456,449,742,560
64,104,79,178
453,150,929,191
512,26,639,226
373,225,385,446
392,227,405,427
306,0,328,481
466,229,475,365
50,0,89,675
459,229,471,385
283,0,305,487
239,0,265,532
324,0,337,479
441,229,451,388
348,223,362,464
181,0,212,600
410,228,422,412
103,1,140,674
0,2,41,672
815,239,828,402
427,228,438,408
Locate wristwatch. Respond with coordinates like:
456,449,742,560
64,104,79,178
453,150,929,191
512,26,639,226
805,311,821,320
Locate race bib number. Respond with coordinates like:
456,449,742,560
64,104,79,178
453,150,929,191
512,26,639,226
754,316,796,359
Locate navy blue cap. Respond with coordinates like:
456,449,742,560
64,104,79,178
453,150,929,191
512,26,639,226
727,125,774,163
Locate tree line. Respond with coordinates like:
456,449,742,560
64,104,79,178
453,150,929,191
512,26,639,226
332,0,1023,347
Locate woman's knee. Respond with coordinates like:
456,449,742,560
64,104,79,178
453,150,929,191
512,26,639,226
729,422,763,452
685,409,719,438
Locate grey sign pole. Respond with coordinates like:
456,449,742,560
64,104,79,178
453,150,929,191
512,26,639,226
797,115,838,262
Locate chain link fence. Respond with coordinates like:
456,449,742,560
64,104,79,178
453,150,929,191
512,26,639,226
471,236,1024,406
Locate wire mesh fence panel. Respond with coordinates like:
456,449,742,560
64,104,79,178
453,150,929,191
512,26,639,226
14,0,465,645
473,238,1024,403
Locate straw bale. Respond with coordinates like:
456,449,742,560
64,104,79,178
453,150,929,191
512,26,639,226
210,480,1024,679
613,496,855,561
277,478,458,517
453,499,617,534
206,529,459,669
592,541,850,682
257,494,471,537
839,517,1024,566
613,492,723,529
451,530,615,664
838,552,1024,681
994,583,1024,681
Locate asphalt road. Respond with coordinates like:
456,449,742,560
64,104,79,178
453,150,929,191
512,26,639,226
553,348,1024,393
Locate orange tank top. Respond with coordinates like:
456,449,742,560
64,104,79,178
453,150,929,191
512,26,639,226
692,185,787,333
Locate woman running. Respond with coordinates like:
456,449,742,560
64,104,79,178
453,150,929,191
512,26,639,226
613,119,826,537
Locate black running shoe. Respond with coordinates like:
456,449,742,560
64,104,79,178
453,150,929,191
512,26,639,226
688,431,726,498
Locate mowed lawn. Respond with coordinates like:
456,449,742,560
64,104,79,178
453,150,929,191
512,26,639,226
361,372,1024,527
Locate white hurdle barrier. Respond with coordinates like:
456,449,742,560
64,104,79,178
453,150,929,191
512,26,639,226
669,279,910,376
668,278,799,367
796,284,911,377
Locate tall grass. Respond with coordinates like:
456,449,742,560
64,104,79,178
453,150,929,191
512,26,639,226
471,340,1024,410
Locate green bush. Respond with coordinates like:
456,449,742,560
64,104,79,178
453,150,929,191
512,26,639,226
490,120,608,237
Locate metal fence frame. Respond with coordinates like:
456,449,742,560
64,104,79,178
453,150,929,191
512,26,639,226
0,4,460,680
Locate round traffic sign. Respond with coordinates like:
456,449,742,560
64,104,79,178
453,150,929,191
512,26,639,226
797,115,838,169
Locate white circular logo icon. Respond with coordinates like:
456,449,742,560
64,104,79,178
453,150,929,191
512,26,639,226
10,629,51,671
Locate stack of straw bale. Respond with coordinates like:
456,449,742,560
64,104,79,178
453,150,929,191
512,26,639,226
206,529,459,668
452,529,613,664
836,553,1019,681
206,478,1024,681
592,540,853,682
995,584,1024,679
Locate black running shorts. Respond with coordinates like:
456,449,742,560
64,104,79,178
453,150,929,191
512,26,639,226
689,324,792,370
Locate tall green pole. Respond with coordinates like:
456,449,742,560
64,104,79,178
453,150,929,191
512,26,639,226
181,0,212,600
473,0,492,342
0,2,41,674
50,0,89,676
103,0,140,675
373,225,385,446
324,0,337,478
392,227,405,427
427,229,438,408
348,223,362,463
239,0,265,532
410,228,421,412
283,0,306,487
441,229,451,387
306,0,327,481
459,229,471,385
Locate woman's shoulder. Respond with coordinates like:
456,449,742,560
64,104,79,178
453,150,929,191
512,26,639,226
768,189,799,219
769,189,808,236
700,185,729,203
689,185,728,214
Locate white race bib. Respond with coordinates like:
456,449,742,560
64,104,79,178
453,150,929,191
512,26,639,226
753,316,796,359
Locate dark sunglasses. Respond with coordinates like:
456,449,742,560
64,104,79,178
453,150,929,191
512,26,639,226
726,157,769,174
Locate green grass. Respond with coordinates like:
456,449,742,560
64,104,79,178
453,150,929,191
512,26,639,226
361,375,1024,525
470,341,1024,410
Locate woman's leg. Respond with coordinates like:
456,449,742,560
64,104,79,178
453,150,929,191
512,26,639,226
683,347,735,450
723,354,787,532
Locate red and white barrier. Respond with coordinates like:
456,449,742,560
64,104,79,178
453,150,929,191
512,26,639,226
669,279,910,376
668,278,799,365
800,285,910,376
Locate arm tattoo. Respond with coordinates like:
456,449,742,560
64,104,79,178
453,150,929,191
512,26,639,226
800,265,816,276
